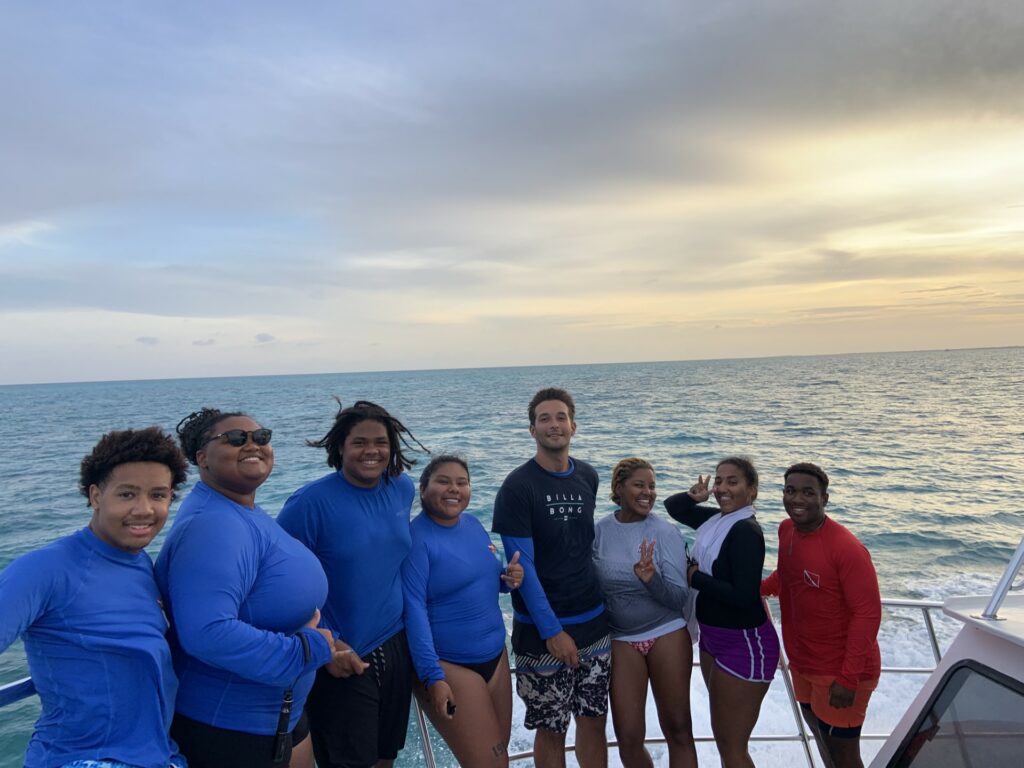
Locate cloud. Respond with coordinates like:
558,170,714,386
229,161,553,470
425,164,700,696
135,336,159,346
1,2,1023,383
0,220,53,248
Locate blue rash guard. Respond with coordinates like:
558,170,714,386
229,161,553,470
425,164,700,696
154,482,332,734
401,511,509,686
278,471,415,656
0,527,180,768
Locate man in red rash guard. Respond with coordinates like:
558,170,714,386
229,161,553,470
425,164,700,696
761,463,881,768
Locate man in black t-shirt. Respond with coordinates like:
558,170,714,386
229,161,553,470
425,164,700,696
492,387,610,768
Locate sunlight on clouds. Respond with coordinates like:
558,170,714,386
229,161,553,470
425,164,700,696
3,2,1023,382
760,119,1024,253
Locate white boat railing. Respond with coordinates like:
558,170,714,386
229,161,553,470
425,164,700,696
0,597,951,768
6,536,1022,766
412,597,947,768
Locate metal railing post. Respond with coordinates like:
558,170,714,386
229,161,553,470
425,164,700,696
763,600,818,768
980,535,1024,620
921,607,943,664
412,699,438,768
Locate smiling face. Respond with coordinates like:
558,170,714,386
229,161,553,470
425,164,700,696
529,399,576,454
421,461,471,526
713,462,758,514
340,418,390,488
88,461,174,552
615,467,656,522
196,415,274,504
783,471,829,532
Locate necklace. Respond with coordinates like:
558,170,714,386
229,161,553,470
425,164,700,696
789,517,826,554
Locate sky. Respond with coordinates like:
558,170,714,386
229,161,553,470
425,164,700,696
1,1,1022,385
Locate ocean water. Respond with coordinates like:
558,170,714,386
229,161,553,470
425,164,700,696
0,347,1021,767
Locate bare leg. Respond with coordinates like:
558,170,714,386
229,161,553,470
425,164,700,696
647,629,698,768
699,649,713,691
799,705,836,768
573,714,608,768
706,661,770,768
490,650,514,751
534,727,568,768
414,659,510,768
821,732,864,768
799,698,865,767
609,640,654,768
288,734,314,768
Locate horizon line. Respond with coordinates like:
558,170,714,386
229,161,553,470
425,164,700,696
2,343,1019,389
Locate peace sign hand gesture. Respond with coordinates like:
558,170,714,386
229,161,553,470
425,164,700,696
633,538,657,583
687,474,711,503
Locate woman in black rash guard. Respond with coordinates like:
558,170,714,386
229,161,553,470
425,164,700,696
664,456,779,768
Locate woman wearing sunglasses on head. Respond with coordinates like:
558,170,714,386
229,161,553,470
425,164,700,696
155,408,340,768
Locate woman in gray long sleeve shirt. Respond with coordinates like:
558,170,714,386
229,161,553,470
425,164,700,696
593,458,698,768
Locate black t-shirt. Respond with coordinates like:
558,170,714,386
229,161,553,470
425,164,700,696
492,458,604,620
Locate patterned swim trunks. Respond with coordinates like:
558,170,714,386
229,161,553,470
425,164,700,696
514,634,612,733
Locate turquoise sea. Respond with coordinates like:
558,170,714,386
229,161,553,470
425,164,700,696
1,347,1022,767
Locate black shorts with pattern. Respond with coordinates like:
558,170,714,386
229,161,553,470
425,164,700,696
513,635,611,733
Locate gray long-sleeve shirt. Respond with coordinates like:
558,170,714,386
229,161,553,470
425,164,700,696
593,512,692,640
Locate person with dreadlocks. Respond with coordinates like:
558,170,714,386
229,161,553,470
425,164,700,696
155,408,337,768
278,399,427,768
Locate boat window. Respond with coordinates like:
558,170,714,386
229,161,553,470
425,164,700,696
892,660,1024,767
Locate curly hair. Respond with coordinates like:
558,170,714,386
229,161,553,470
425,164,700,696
528,387,576,425
176,407,247,465
609,457,655,504
784,462,830,493
79,427,189,503
307,399,427,482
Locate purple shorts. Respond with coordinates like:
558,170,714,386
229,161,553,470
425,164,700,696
698,619,779,683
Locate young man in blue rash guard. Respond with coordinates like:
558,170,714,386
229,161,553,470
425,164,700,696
279,400,428,768
491,388,611,768
0,427,189,768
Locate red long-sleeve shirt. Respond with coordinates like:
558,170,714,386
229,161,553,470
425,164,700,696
761,516,881,689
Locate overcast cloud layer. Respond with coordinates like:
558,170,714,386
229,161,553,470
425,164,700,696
1,1,1022,384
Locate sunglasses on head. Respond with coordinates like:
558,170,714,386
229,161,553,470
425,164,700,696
205,428,273,447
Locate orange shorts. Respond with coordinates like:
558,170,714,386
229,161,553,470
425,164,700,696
790,669,878,730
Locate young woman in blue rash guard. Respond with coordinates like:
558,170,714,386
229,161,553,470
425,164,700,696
0,427,188,768
155,408,337,768
401,455,524,768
